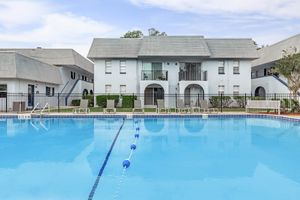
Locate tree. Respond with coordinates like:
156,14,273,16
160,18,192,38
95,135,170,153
148,28,167,36
123,30,143,38
273,47,300,98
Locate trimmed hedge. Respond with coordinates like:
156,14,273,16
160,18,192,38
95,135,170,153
96,95,136,108
71,99,81,106
233,96,246,108
209,96,233,108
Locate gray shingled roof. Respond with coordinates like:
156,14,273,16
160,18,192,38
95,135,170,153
205,39,258,59
0,48,93,73
0,52,62,84
88,36,258,60
88,38,142,58
252,34,300,67
138,36,210,57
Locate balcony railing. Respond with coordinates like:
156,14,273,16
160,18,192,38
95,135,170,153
141,70,168,81
179,70,207,81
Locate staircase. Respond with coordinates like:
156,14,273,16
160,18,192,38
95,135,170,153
271,75,300,96
64,79,80,105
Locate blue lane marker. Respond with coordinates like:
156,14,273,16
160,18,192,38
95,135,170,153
88,118,125,200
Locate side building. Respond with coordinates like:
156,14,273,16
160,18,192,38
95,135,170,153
88,36,258,107
0,48,94,111
251,34,300,97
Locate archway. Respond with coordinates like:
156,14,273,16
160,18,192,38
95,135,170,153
82,89,89,96
144,84,164,106
254,87,266,98
184,84,204,106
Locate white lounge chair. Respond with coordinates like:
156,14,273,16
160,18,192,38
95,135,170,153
73,99,90,114
104,99,116,114
200,99,218,113
176,99,190,113
132,100,144,113
156,99,169,113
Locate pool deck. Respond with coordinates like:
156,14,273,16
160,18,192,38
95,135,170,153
1,111,300,120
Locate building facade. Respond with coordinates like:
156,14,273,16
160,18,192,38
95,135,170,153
251,34,300,97
0,48,94,111
88,36,258,107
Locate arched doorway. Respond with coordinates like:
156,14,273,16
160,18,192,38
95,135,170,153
144,84,164,106
254,87,266,98
184,84,204,106
82,89,89,96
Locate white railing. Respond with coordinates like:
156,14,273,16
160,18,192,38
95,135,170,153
40,103,50,115
30,103,40,114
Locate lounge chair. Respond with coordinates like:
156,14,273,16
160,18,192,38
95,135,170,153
189,99,201,113
132,100,144,113
176,99,190,113
199,99,218,113
104,99,116,114
73,99,90,114
157,99,169,113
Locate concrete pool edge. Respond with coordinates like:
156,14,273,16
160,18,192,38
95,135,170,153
0,113,300,122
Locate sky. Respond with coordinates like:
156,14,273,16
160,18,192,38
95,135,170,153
0,0,299,57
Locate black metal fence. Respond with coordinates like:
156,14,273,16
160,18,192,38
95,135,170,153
0,92,298,113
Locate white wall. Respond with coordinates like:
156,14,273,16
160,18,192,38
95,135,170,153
251,76,289,94
203,60,252,94
0,78,60,111
94,59,138,94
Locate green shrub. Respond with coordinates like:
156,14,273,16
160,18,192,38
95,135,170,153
233,96,246,108
96,95,136,108
71,99,81,106
209,96,232,108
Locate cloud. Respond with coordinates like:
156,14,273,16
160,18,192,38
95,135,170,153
129,0,300,19
0,1,118,56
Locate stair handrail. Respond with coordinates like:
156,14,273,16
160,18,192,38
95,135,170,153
30,103,40,114
40,103,49,115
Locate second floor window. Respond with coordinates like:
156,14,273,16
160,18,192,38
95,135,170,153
120,61,126,74
233,61,240,74
71,71,76,79
105,60,112,74
218,61,225,74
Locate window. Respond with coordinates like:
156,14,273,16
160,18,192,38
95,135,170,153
218,61,225,74
0,84,7,98
46,87,55,96
218,85,225,95
120,85,126,93
71,71,76,79
105,85,112,93
233,85,239,96
233,61,240,74
105,60,112,74
120,61,126,74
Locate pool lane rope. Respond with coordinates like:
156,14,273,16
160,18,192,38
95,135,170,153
88,118,125,200
113,120,141,200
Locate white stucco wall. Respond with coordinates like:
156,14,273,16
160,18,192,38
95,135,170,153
203,60,251,94
0,78,60,111
251,76,289,95
94,59,138,94
93,58,253,106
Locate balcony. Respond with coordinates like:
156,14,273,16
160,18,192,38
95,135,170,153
179,70,207,81
141,70,168,81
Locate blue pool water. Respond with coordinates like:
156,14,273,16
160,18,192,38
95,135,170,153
1,117,300,200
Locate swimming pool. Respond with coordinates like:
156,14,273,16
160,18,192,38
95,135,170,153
1,116,300,200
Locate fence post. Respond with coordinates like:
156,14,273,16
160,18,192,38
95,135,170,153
220,93,223,113
274,93,277,100
132,93,135,108
58,93,60,113
5,94,8,112
175,93,178,108
197,93,200,107
244,93,247,108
